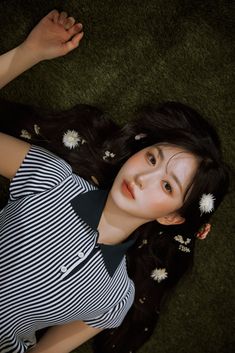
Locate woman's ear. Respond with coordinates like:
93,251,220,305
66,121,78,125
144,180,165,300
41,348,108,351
156,213,185,225
196,223,211,240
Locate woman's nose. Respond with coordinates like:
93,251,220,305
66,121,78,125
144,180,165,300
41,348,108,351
135,171,157,189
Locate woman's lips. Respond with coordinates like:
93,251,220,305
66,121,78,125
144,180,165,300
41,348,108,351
121,180,135,199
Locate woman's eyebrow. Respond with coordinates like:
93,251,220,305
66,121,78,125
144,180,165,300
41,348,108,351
153,145,164,161
171,172,183,194
154,146,183,194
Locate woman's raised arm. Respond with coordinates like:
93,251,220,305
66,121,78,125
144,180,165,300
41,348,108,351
0,132,30,179
0,9,84,89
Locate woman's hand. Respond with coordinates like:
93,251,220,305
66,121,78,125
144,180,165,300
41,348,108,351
0,10,84,89
22,9,84,62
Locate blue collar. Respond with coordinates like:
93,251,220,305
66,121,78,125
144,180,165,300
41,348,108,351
70,189,138,276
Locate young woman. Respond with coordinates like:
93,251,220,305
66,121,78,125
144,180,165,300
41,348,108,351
0,9,229,353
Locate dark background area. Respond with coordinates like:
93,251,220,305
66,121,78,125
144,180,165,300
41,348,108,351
0,1,234,352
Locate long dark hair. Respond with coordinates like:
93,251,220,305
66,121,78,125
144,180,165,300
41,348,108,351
0,99,229,352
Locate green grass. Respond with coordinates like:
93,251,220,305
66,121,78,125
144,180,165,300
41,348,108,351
0,0,234,352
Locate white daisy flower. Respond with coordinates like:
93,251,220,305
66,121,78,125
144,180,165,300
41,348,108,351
62,130,81,149
151,268,168,283
199,193,216,214
20,129,31,140
33,124,40,135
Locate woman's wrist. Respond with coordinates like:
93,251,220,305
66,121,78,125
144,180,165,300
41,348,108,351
0,43,42,89
19,41,43,66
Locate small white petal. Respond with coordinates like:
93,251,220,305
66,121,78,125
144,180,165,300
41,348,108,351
103,150,115,160
174,235,192,246
34,124,40,135
20,129,31,140
135,133,147,140
178,245,191,253
151,268,168,283
174,235,184,244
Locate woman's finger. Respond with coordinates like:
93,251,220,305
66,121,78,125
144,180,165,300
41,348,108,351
67,23,83,38
63,31,84,53
58,11,68,25
64,16,76,30
46,9,59,22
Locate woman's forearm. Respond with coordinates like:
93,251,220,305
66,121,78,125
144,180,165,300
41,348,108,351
28,320,102,353
0,43,40,89
0,10,84,90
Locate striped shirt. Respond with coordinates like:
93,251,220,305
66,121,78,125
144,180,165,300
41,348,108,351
0,145,136,353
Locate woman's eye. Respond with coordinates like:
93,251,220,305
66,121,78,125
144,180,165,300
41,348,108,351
163,181,172,193
147,152,156,165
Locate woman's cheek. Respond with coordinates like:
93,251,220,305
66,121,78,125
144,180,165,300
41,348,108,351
147,194,171,216
127,154,142,167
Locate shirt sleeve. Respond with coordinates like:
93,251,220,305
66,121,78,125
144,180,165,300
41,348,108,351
83,280,135,329
9,145,72,201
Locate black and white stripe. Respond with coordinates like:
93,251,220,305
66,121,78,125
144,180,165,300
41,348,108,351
0,145,135,353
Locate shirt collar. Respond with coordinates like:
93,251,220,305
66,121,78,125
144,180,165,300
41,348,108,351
70,189,138,276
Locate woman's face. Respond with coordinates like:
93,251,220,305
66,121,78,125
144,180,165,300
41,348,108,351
109,144,199,224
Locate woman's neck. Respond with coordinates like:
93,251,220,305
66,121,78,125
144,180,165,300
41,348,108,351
97,193,148,245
